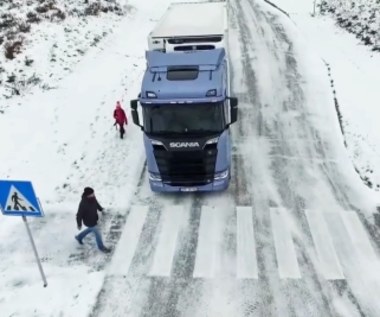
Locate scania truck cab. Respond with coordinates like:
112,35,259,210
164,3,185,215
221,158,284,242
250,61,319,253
130,1,238,192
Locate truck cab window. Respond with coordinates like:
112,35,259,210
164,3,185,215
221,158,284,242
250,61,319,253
143,103,225,135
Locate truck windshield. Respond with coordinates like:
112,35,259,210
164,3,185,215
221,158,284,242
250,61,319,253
143,102,225,135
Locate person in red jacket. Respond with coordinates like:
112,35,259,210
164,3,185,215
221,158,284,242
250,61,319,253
113,101,128,139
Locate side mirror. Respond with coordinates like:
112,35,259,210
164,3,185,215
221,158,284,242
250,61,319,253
230,97,238,124
130,99,143,130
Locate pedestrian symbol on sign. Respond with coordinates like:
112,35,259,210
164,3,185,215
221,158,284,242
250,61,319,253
5,185,38,213
10,192,33,211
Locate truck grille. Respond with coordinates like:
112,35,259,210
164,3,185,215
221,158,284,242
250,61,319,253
153,144,217,186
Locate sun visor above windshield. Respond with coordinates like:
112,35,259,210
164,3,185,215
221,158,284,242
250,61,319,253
146,48,225,69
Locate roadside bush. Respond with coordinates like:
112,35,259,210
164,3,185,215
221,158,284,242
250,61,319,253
35,1,57,14
84,3,101,16
0,13,17,30
19,22,31,33
26,12,41,24
84,2,123,16
4,40,23,60
24,56,33,66
51,9,66,21
321,1,380,51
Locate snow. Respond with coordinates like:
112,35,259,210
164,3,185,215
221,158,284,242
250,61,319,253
269,0,380,195
0,0,380,316
150,2,226,38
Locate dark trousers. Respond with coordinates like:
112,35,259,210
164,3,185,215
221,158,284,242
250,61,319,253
118,123,125,139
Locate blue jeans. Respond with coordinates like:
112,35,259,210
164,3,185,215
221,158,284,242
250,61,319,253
76,225,105,250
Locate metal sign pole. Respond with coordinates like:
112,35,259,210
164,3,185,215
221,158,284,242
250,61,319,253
22,215,48,287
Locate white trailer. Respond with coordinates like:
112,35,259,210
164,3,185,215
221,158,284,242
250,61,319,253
148,1,228,53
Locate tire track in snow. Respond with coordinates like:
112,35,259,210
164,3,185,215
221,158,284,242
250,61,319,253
251,5,341,316
138,194,204,317
92,165,205,316
254,4,375,316
229,0,280,315
67,161,147,271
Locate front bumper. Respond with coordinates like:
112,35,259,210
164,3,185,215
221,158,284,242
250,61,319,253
149,177,230,192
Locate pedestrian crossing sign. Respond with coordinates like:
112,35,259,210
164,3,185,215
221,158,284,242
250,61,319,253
0,180,43,217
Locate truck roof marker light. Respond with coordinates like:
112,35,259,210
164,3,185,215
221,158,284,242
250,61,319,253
206,89,217,97
146,91,157,98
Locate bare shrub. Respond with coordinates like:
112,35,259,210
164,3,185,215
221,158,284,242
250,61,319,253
35,5,49,14
35,1,57,14
84,3,101,16
19,22,31,33
4,40,23,60
51,9,66,21
6,74,16,83
26,11,41,23
24,56,34,66
0,13,17,30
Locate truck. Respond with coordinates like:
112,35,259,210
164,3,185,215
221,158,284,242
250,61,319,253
130,1,238,192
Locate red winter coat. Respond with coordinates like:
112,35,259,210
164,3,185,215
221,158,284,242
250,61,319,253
113,106,128,125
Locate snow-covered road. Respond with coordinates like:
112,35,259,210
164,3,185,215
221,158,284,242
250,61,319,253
1,0,380,316
90,1,380,316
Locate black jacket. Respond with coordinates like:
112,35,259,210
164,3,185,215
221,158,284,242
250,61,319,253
76,196,103,227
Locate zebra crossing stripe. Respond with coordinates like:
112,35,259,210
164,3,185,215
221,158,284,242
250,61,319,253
236,206,258,279
306,210,344,280
149,206,185,277
270,208,301,279
193,206,222,278
108,205,148,276
340,211,379,266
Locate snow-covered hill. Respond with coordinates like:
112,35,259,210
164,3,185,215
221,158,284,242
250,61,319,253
320,0,380,51
0,0,128,101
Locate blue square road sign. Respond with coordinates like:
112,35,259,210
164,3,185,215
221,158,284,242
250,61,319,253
0,180,44,217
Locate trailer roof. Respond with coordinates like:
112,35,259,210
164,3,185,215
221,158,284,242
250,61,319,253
146,48,225,69
150,1,226,38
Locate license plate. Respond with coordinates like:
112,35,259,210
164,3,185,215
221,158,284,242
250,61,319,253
180,187,198,192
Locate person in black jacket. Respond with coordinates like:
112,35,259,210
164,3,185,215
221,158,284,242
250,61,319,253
75,187,111,253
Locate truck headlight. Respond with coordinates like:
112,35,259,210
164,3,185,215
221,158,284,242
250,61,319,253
146,91,157,98
214,170,229,180
205,137,219,145
149,172,162,181
151,139,164,146
206,89,217,97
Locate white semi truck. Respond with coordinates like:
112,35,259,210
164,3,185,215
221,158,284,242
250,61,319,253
130,1,238,192
147,1,228,53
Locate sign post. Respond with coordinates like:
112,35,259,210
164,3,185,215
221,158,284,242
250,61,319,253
22,215,47,287
0,180,47,287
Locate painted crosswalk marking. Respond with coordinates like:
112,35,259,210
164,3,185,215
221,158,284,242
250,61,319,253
149,206,185,276
305,210,344,280
193,206,222,278
108,205,148,276
109,205,380,281
270,208,301,279
325,212,358,274
236,206,258,279
340,211,379,265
